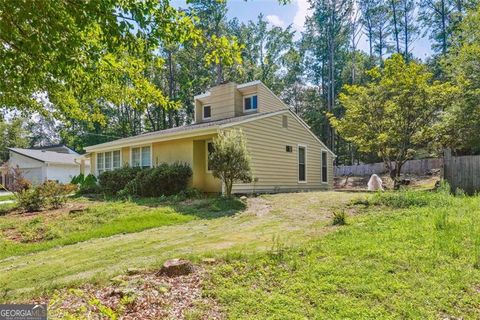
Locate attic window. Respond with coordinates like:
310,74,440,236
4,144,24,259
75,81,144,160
282,115,288,128
203,105,211,120
244,95,258,112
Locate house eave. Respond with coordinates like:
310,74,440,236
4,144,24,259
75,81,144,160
84,127,220,152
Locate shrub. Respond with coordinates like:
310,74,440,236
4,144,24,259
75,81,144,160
17,188,45,212
209,129,252,197
73,174,99,194
98,166,141,195
16,181,75,212
122,162,192,197
39,180,76,208
332,210,347,225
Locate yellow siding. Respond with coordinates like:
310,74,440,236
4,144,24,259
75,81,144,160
152,138,193,167
121,147,129,166
90,153,96,175
228,112,333,193
195,83,236,123
257,84,288,113
192,139,222,192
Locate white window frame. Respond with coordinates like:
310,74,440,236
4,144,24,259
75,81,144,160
203,105,212,120
321,150,328,184
243,94,258,113
297,144,307,183
206,140,214,173
130,144,153,169
96,149,122,175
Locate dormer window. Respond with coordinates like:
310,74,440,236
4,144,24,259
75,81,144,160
203,105,211,120
244,95,258,112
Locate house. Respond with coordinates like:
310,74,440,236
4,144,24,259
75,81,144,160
84,81,334,194
4,146,89,185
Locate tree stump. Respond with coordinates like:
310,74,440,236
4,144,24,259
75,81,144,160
158,259,194,277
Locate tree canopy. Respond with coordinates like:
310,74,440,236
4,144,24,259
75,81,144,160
331,54,455,182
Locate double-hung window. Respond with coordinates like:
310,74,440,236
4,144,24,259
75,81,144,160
298,146,306,183
96,150,121,175
203,105,211,120
132,146,151,169
322,151,328,183
244,95,258,112
97,153,104,175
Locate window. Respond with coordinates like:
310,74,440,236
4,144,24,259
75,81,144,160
105,152,112,171
113,150,121,168
96,150,121,175
132,148,141,167
244,95,258,112
282,115,288,128
132,146,151,168
286,145,293,153
207,141,214,172
298,146,306,182
322,151,328,183
97,153,104,175
203,105,211,119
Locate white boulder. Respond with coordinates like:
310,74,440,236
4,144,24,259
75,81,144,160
367,174,384,191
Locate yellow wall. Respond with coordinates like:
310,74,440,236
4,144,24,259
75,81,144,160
91,134,222,193
122,147,130,166
228,112,333,193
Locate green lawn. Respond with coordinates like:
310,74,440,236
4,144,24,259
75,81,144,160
1,189,480,319
0,194,15,202
0,197,244,259
0,191,358,302
205,190,480,319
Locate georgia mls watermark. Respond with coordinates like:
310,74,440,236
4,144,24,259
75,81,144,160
0,304,47,320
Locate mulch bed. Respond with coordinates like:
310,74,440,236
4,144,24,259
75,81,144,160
35,266,223,319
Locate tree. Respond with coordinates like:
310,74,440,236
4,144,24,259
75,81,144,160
437,5,480,154
209,129,252,197
0,118,29,162
0,0,201,118
331,54,453,186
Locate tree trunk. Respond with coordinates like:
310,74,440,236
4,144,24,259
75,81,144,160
390,0,401,54
440,0,448,55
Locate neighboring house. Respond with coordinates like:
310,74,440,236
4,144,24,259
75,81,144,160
6,147,89,185
84,81,335,194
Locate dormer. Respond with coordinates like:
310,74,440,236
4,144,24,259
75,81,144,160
194,80,288,124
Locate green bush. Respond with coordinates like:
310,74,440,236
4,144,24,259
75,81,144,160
16,188,46,212
16,181,75,212
98,166,141,195
122,162,192,197
332,210,347,225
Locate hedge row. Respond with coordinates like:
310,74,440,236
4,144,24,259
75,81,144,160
98,163,192,197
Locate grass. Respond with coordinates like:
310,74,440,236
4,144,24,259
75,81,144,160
2,188,480,319
0,191,359,302
0,194,15,202
0,197,244,260
204,190,480,319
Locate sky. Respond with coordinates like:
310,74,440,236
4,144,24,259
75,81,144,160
171,0,433,59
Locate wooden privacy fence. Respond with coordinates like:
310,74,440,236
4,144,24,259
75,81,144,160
443,150,480,195
335,158,443,177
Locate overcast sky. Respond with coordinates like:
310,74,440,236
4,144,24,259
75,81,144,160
171,0,433,60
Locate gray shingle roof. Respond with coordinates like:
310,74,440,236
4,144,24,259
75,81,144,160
86,110,286,151
8,148,80,165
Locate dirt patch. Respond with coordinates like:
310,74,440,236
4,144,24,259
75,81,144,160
334,174,440,191
245,197,272,217
35,266,223,320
